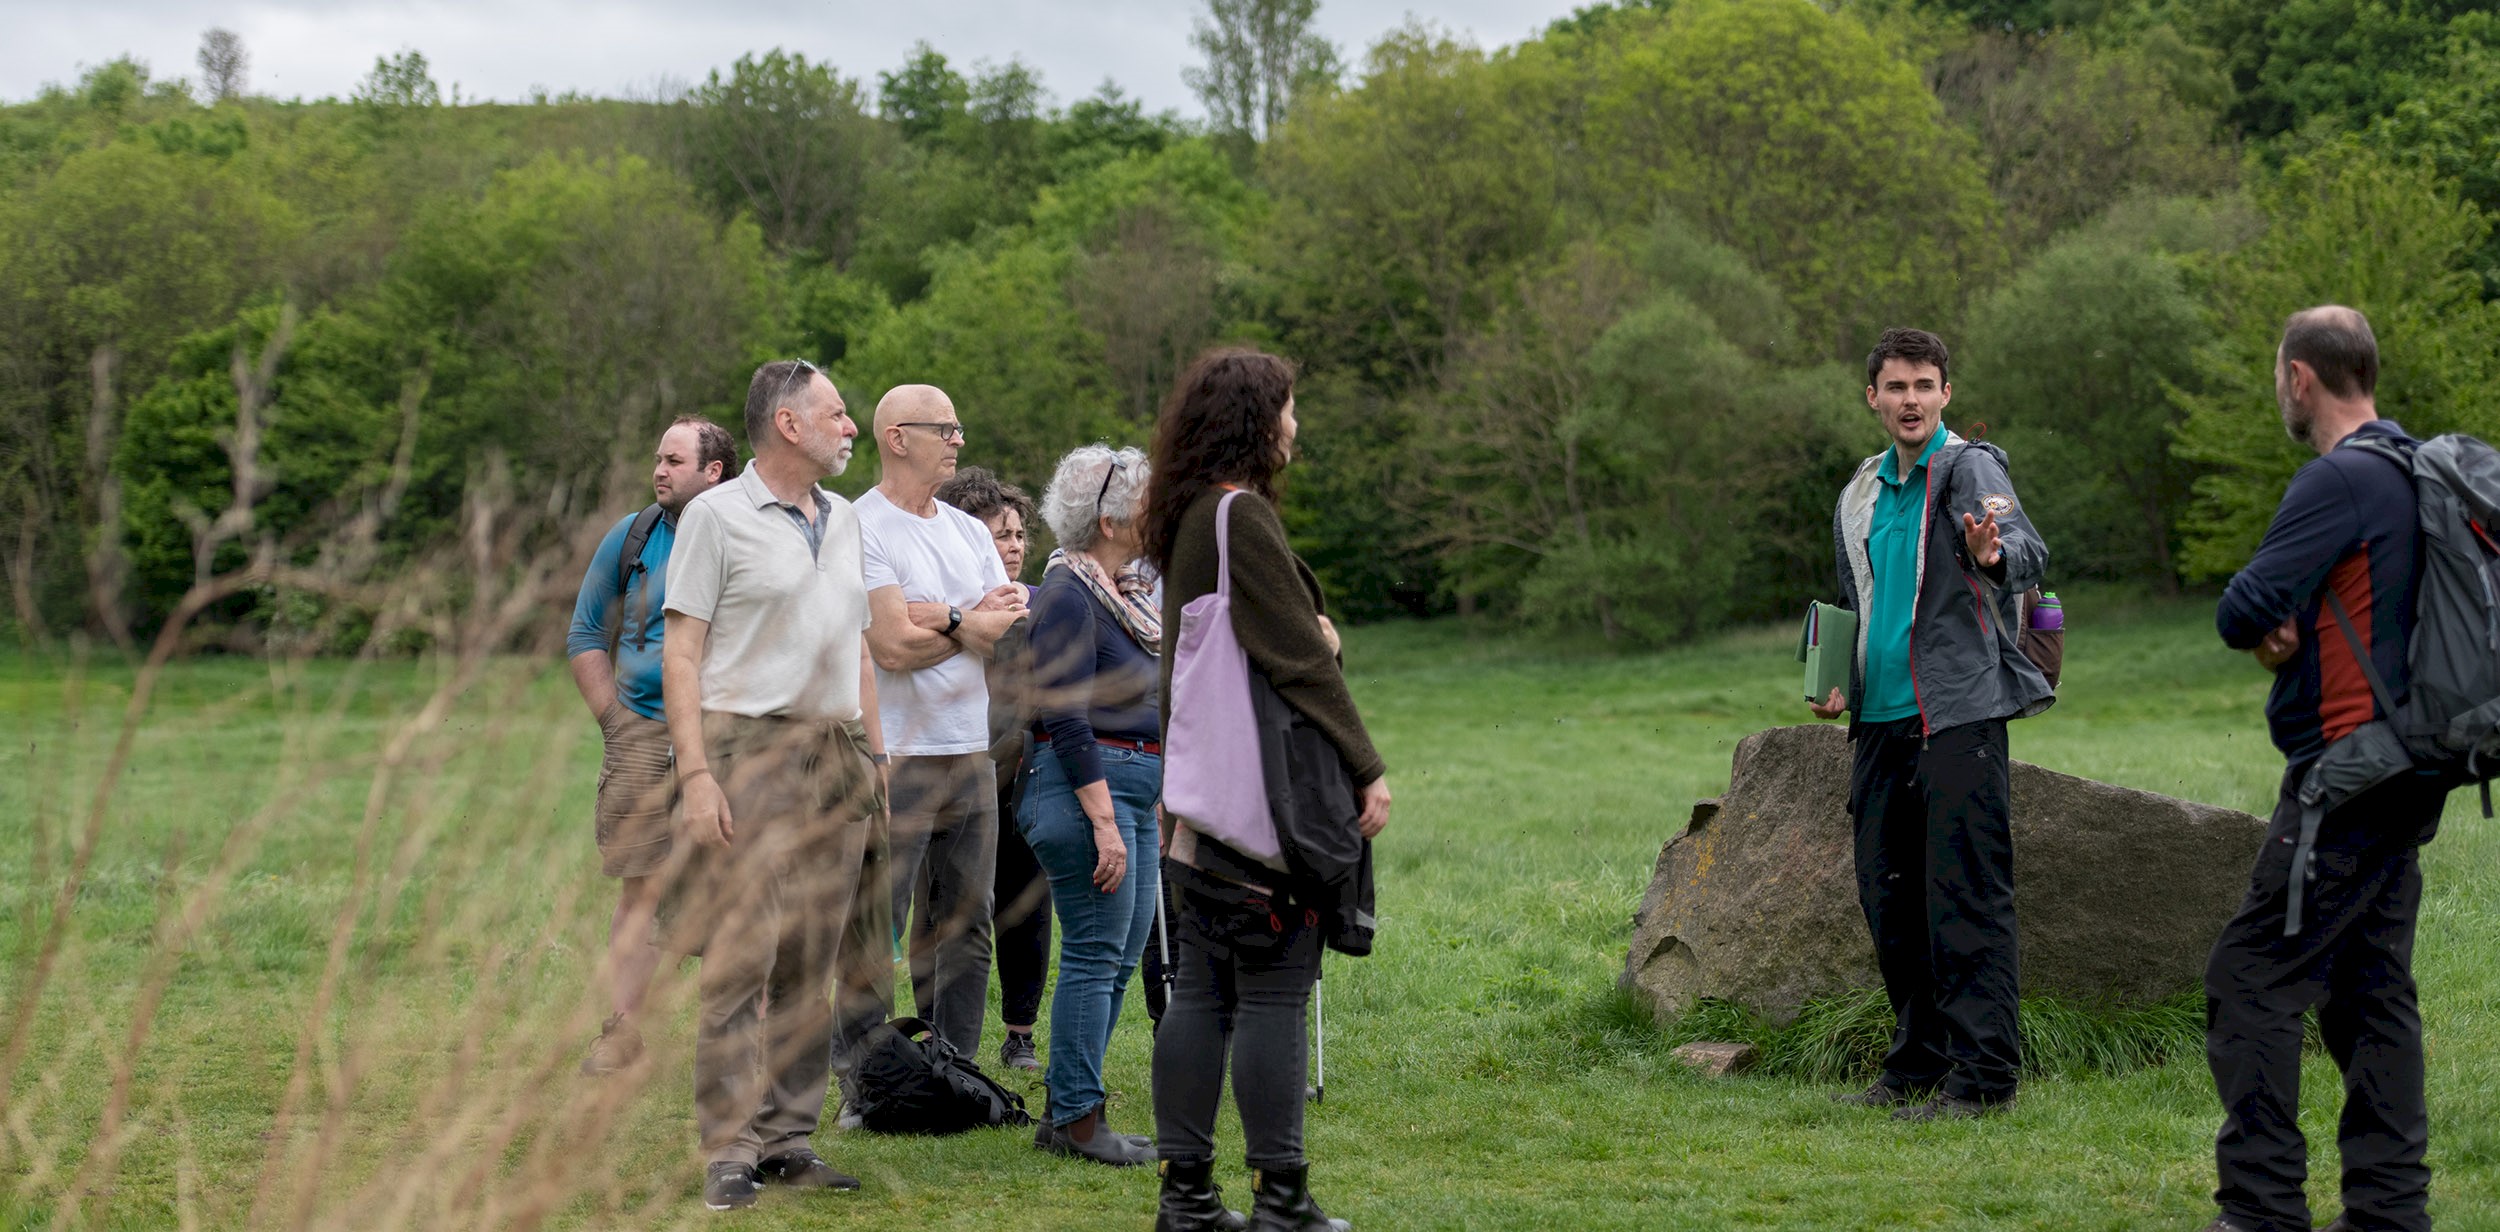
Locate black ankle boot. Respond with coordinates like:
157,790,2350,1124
1248,1165,1349,1232
1155,1158,1248,1231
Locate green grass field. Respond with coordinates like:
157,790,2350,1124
4,593,2496,1230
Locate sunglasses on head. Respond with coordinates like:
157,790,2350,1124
767,359,826,422
1094,457,1128,522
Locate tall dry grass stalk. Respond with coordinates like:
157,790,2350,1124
0,315,763,1230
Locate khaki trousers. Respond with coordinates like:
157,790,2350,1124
666,712,881,1168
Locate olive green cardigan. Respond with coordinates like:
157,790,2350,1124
1158,487,1385,787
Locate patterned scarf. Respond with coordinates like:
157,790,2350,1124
1047,548,1162,655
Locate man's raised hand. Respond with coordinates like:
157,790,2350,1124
1960,510,2003,569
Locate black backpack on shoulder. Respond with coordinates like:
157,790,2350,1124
851,1017,1032,1134
606,503,667,658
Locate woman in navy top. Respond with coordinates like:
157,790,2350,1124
1019,444,1165,1167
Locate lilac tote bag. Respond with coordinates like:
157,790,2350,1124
1161,489,1281,863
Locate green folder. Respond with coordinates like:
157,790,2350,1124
1797,601,1856,704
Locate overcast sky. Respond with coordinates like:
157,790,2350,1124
6,1,1590,115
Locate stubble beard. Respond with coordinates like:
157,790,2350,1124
799,420,852,477
2279,391,2314,445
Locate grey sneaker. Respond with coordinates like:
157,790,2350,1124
835,1100,864,1131
1034,1106,1156,1167
999,1031,1041,1072
756,1148,860,1191
702,1162,760,1211
580,1014,644,1076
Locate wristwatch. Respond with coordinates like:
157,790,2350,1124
943,605,963,637
871,753,891,766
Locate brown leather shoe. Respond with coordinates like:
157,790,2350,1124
579,1013,643,1076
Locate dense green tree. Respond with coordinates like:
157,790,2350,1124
1929,31,2237,248
1186,0,1343,142
2190,0,2484,141
1576,0,2005,359
679,50,891,261
1404,217,1859,643
878,43,971,144
388,153,772,489
1964,206,2222,590
2171,144,2500,579
1260,25,1560,389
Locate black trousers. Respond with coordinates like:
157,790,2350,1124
1152,861,1322,1169
1847,716,2022,1101
988,770,1052,1029
2205,764,2445,1232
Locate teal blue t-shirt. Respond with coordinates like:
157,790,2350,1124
1860,432,1942,723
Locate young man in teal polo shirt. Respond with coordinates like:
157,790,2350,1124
1809,327,2056,1120
565,416,736,1075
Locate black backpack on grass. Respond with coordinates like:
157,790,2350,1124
851,1017,1031,1134
2286,432,2500,933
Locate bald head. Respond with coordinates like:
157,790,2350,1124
2280,305,2378,399
873,385,956,442
2275,304,2380,450
870,383,965,491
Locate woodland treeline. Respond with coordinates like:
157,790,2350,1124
5,0,2498,650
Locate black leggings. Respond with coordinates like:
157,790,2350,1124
991,775,1051,1028
1152,862,1321,1169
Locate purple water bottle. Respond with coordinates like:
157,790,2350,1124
2030,590,2063,631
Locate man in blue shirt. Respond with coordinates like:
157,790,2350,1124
2201,307,2442,1232
566,415,736,1075
1811,328,2055,1121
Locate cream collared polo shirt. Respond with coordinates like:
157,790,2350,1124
664,461,869,721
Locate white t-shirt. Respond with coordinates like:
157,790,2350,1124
664,463,869,722
856,486,1010,755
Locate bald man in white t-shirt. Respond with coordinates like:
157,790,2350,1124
857,383,1028,1061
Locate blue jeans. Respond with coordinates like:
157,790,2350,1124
1017,744,1162,1127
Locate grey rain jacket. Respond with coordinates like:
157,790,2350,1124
1832,431,2056,735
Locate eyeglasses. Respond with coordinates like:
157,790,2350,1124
895,421,966,443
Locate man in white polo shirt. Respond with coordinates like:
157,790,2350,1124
661,359,884,1212
858,383,1026,1060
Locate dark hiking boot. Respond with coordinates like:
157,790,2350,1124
999,1030,1042,1072
2319,1218,2360,1232
702,1162,760,1211
580,1013,644,1076
755,1148,860,1191
1035,1104,1156,1167
1156,1158,1249,1232
1893,1091,2016,1122
1249,1165,1350,1232
1831,1079,1924,1108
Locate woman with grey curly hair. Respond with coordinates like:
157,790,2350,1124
1018,444,1166,1168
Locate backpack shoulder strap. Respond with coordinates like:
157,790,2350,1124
2322,590,2401,721
609,504,667,658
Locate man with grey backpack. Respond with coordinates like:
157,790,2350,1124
2202,305,2500,1232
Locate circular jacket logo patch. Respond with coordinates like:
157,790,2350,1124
1981,494,2016,516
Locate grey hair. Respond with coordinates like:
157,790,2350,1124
1039,444,1150,552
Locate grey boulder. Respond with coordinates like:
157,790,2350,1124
1621,723,2268,1026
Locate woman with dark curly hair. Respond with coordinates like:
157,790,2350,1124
1146,348,1391,1232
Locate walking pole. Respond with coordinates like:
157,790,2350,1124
1311,976,1325,1105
